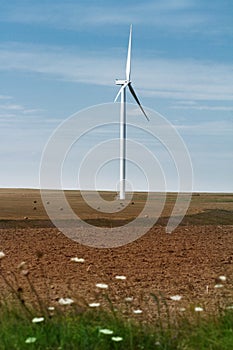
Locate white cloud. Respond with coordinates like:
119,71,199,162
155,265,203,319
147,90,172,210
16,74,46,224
0,113,16,118
0,1,210,33
0,42,119,86
135,58,233,101
170,100,233,111
176,120,233,136
0,103,25,111
0,95,12,100
1,42,232,103
171,105,233,111
0,101,44,116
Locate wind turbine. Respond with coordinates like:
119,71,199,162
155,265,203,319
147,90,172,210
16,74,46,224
114,24,149,200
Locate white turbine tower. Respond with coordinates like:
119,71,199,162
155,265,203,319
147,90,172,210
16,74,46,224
115,25,149,200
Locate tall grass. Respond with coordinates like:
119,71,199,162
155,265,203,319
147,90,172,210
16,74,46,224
0,252,233,349
0,301,233,349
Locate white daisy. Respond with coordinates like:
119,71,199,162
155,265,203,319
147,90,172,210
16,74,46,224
226,306,233,310
17,261,26,269
48,306,55,311
25,337,37,343
133,309,143,314
58,298,74,305
0,251,5,259
218,275,226,282
115,275,126,280
125,297,133,302
170,295,182,301
32,317,44,323
70,257,85,263
88,302,100,308
111,336,123,342
96,283,108,289
194,306,203,312
99,329,114,335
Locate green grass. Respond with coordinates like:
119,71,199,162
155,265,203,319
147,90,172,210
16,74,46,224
0,302,233,350
179,310,233,350
0,268,233,349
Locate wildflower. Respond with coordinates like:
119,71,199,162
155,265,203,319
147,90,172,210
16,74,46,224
125,297,133,302
194,307,203,312
214,284,224,288
99,328,114,335
21,269,29,276
32,317,44,323
115,275,126,280
48,306,55,311
226,306,233,310
96,283,108,289
218,275,226,282
70,257,85,263
25,337,37,344
58,298,74,305
0,251,5,259
133,309,143,314
111,336,123,342
17,261,26,269
88,302,100,308
170,295,182,301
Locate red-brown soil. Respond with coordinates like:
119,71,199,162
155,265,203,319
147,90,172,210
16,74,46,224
0,189,233,321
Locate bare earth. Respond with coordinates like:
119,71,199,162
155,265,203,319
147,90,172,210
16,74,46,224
0,189,233,320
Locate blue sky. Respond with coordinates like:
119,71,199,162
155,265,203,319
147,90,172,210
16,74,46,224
0,0,232,192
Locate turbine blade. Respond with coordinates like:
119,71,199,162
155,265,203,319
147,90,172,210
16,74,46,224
128,83,149,121
126,24,132,81
114,86,123,102
114,82,128,102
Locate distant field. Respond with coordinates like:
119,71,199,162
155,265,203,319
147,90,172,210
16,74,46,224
0,189,232,227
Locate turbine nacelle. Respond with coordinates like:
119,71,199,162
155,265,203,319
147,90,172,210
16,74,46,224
114,26,149,121
115,79,130,85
